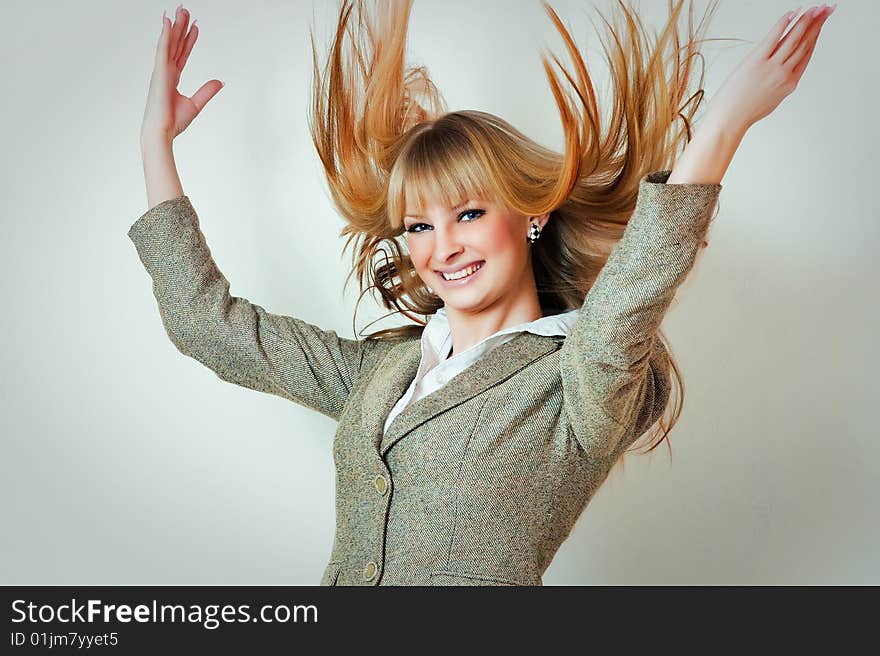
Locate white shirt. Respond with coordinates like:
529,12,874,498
383,305,581,436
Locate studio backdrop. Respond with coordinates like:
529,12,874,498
0,0,876,585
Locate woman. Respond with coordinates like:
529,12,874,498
130,1,835,585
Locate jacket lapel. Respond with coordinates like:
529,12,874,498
361,332,562,458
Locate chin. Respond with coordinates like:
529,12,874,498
442,290,494,312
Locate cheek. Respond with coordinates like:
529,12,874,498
464,221,509,255
406,240,432,271
492,228,519,253
481,224,523,263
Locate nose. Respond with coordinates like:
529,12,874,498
433,227,465,265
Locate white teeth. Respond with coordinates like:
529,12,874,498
441,262,483,280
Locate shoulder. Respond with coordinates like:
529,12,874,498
359,326,422,369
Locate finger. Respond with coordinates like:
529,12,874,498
758,7,803,59
771,7,821,62
155,12,170,64
789,33,818,82
782,9,828,69
178,21,199,72
190,80,224,115
172,7,191,64
788,13,828,80
166,8,179,64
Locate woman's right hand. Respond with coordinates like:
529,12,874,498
140,5,223,145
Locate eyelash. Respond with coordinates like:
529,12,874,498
406,209,485,234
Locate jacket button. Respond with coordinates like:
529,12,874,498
363,561,378,581
374,474,388,495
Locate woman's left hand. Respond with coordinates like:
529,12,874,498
710,5,835,132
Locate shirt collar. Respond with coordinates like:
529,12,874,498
423,305,580,362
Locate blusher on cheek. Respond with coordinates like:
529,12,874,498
410,241,432,281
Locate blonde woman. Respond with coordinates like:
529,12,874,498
130,1,835,585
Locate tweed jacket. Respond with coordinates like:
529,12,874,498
127,169,722,586
383,305,580,435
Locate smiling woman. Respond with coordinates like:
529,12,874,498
307,0,726,450
131,0,833,586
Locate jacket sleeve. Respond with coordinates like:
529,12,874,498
559,169,722,457
127,195,368,421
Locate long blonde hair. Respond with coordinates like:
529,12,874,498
308,0,733,456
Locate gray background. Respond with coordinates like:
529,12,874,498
1,0,876,584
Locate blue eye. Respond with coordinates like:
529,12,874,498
406,209,485,233
460,209,484,222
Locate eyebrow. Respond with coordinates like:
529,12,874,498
404,200,474,220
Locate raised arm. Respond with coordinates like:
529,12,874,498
558,4,835,456
559,170,722,457
130,9,377,420
128,196,368,420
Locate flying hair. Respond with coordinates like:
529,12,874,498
307,0,740,458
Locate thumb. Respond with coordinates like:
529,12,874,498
760,8,801,58
190,80,224,114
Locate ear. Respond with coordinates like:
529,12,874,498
530,211,551,230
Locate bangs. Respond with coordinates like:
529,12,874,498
387,129,506,230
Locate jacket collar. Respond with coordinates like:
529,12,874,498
361,331,563,457
423,305,579,363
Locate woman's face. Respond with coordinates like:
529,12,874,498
403,194,547,313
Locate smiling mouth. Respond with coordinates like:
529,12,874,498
437,261,485,283
436,261,486,285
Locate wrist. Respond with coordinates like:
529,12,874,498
140,130,174,152
701,106,750,142
667,110,746,185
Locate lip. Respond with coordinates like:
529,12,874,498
435,260,484,275
435,261,485,286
